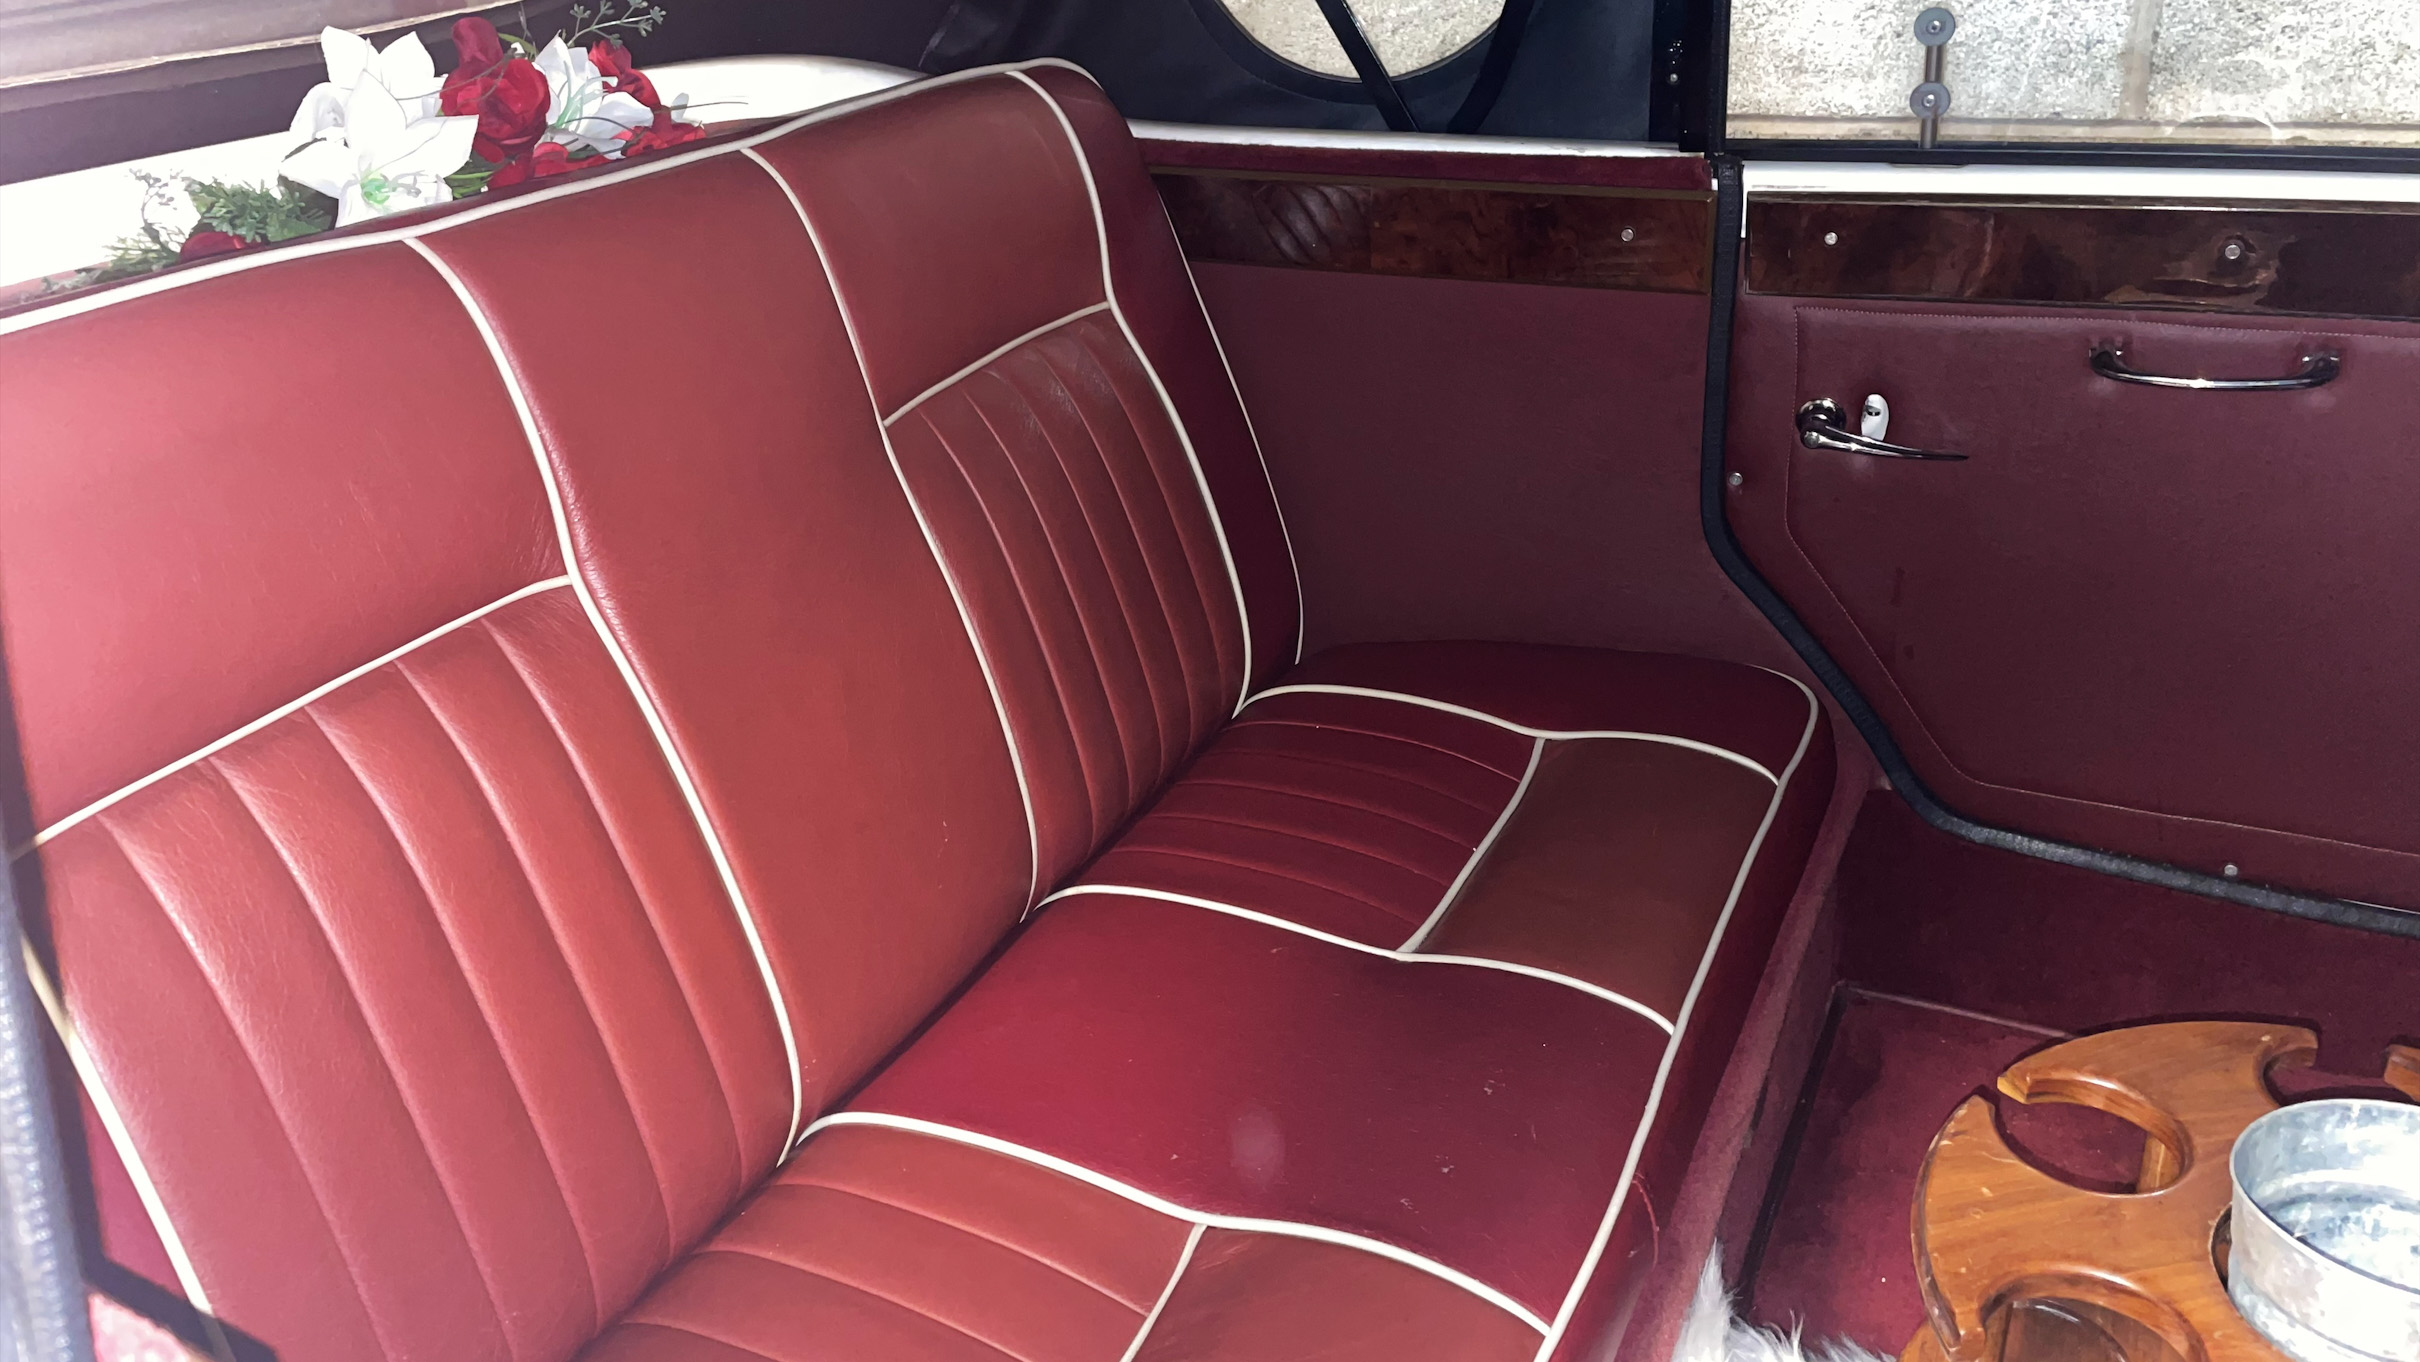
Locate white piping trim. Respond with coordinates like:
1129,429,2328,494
1247,684,1779,784
1117,1221,1204,1362
1009,69,1260,717
739,146,1046,913
0,61,1077,341
801,1110,1550,1333
404,237,809,1149
1399,736,1542,952
883,301,1113,428
1039,883,1673,1034
16,576,574,856
1161,198,1306,668
1530,686,1821,1360
22,938,237,1362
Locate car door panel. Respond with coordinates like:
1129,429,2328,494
1728,275,2420,908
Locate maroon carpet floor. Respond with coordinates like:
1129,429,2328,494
1836,793,2420,1074
1740,794,2420,1352
1744,991,2144,1352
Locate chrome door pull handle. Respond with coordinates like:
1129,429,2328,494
1796,398,1969,461
2089,344,2341,391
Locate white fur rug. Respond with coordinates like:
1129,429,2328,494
1672,1247,1897,1362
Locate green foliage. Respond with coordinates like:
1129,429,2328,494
85,228,181,284
447,162,498,198
566,0,669,47
69,170,337,289
187,177,337,243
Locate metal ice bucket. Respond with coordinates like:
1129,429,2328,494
2229,1099,2420,1362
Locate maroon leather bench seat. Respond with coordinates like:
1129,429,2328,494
0,62,1832,1362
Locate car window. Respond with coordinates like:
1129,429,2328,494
1218,0,1504,78
1729,0,2420,150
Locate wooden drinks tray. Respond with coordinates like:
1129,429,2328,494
1899,1022,2420,1362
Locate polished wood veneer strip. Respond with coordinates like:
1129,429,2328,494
1153,169,1715,294
1749,197,2420,320
1137,137,1713,193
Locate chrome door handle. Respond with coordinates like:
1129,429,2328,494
2089,344,2340,391
1795,398,1969,461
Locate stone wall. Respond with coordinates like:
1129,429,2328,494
1729,0,2420,146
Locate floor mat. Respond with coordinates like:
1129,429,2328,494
1742,991,2145,1352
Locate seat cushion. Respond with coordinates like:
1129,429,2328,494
839,892,1668,1325
1074,640,1827,1021
583,1124,1537,1362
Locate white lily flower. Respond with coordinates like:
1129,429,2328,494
287,28,445,145
280,77,476,226
534,37,655,157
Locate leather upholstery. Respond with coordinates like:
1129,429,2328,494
418,155,1036,1118
1427,737,1781,1019
882,313,1246,887
1079,689,1534,944
37,590,790,1360
1135,1231,1538,1362
584,1124,1190,1362
0,62,1836,1362
1031,66,1303,690
848,892,1667,1319
1729,293,2420,908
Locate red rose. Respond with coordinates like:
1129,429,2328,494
588,41,661,109
450,14,504,72
178,230,252,262
621,108,708,157
442,18,550,163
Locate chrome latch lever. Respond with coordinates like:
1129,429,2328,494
1796,398,1969,461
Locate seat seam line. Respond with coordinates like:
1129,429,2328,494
15,577,576,857
974,359,1166,808
694,1245,1034,1362
1164,776,1479,843
1137,809,1459,886
757,1178,1147,1314
1195,742,1508,813
1053,323,1231,744
1084,844,1421,924
392,645,684,1262
298,702,594,1340
882,300,1112,426
1066,320,1245,715
1227,715,1529,781
482,611,761,1192
92,808,402,1358
1023,335,1203,773
917,397,1122,845
1402,736,1546,952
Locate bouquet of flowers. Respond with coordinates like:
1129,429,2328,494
86,2,701,282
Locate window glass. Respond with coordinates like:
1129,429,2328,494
1729,0,2420,149
1221,0,1503,79
0,0,458,87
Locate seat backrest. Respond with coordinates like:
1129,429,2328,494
754,68,1301,886
0,245,799,1359
0,63,1292,1362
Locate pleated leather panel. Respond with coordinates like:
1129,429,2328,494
1080,691,1531,945
890,315,1247,889
38,588,791,1362
587,1123,1191,1362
